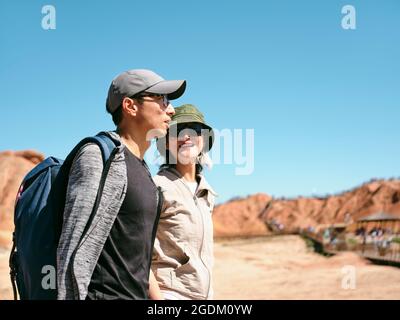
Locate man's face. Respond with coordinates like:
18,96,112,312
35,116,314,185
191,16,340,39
134,94,175,140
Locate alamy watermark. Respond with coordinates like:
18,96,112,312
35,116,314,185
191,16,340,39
41,265,56,290
146,127,255,176
341,5,356,30
41,5,56,30
341,265,356,290
208,128,255,176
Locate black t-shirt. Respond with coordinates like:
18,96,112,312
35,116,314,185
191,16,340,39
87,147,160,300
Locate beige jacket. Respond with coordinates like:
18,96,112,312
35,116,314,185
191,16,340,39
151,167,217,300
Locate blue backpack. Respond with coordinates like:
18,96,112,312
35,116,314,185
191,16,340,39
9,132,117,300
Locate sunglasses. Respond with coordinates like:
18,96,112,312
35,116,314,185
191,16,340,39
169,123,206,138
132,93,170,108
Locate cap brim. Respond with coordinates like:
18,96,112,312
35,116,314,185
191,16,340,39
146,80,186,100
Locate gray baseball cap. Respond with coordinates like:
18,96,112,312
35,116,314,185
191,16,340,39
106,69,186,113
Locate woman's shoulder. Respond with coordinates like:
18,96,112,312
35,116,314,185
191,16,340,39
153,168,178,188
153,173,169,186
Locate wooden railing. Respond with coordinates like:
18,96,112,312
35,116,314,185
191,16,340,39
301,231,400,265
356,243,400,263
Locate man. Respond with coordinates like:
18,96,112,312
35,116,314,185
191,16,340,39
56,69,186,300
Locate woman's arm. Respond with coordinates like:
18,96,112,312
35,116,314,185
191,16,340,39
149,270,164,300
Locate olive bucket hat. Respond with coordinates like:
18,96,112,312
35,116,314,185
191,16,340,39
157,104,215,157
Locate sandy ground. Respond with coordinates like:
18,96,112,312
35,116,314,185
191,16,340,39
1,235,400,300
0,247,13,300
213,235,400,299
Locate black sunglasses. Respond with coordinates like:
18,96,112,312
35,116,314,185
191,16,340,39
170,123,206,137
131,92,170,107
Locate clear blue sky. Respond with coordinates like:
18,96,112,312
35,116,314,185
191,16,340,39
1,0,399,203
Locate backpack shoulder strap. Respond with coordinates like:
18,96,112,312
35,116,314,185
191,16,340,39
64,132,118,167
92,133,117,164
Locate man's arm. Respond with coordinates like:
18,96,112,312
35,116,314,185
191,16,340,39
56,143,104,299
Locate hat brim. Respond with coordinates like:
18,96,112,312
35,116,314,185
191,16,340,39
146,80,186,100
169,120,212,133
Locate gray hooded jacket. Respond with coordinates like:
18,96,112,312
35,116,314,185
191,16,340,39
56,131,128,300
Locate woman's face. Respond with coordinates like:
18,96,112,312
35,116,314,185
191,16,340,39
168,124,204,166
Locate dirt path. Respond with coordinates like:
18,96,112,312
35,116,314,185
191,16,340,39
213,235,400,299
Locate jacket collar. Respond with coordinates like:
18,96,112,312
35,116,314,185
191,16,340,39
161,166,218,197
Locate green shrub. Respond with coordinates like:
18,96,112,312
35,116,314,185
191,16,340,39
392,237,400,244
346,238,358,246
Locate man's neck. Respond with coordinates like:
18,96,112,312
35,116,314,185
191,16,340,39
118,129,150,160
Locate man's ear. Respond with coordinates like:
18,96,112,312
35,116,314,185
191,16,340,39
122,97,138,116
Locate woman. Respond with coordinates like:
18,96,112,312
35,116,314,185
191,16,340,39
150,104,217,300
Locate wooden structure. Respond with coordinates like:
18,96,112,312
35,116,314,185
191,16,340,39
301,215,400,266
356,212,400,233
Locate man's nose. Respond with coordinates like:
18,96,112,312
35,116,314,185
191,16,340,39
166,103,175,116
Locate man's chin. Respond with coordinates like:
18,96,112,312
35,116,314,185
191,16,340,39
146,128,167,140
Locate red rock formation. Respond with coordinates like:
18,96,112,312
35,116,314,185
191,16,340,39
0,150,44,248
213,179,400,237
263,179,400,233
213,193,271,237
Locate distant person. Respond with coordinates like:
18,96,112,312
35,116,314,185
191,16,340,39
57,69,186,300
150,104,217,300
